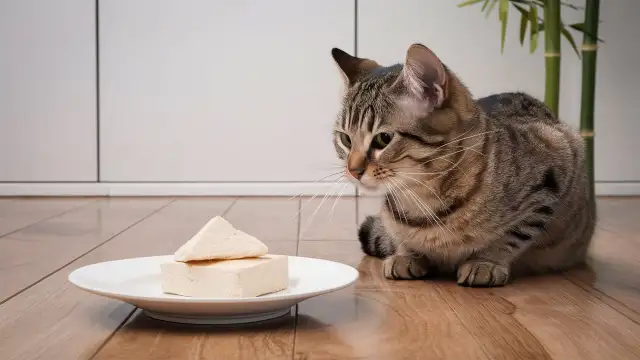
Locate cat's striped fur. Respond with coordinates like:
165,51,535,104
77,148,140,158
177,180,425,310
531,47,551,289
331,44,595,287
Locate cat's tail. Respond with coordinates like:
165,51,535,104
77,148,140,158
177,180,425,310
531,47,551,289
358,215,396,258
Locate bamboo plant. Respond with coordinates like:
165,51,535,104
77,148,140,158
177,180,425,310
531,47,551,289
458,0,602,196
580,0,600,196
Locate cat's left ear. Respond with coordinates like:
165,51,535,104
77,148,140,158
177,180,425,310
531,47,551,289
390,43,447,108
331,48,380,86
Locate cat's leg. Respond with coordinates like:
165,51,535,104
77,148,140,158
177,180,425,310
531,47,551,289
358,215,396,258
382,245,431,280
457,205,554,287
358,216,396,259
359,215,429,280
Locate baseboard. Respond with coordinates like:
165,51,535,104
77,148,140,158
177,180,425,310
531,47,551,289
594,182,640,196
0,181,637,197
0,182,357,197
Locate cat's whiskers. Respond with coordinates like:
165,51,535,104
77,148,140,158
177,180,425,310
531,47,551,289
291,174,344,220
388,177,446,250
390,141,484,177
391,177,454,238
397,154,471,179
419,142,484,168
391,152,470,181
396,173,448,212
396,180,455,247
327,182,350,222
393,176,449,228
384,180,408,226
299,176,346,238
388,177,428,222
288,170,344,202
433,129,497,152
385,180,419,251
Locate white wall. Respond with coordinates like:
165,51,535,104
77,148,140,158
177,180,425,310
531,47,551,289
99,0,353,183
0,0,638,195
592,1,640,182
0,0,97,182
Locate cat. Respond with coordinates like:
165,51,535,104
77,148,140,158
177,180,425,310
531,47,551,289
330,43,596,287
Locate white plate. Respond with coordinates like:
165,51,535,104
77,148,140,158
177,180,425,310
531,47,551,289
68,255,359,325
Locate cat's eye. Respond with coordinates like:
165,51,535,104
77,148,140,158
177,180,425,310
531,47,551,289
339,133,352,148
371,132,394,150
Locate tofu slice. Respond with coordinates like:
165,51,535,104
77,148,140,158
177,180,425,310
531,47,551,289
160,255,289,298
174,216,268,262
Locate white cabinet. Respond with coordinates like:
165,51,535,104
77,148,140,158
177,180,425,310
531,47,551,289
0,1,97,181
357,0,640,182
99,0,354,182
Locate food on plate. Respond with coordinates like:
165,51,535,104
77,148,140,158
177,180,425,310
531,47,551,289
161,255,289,298
173,216,268,262
161,216,288,298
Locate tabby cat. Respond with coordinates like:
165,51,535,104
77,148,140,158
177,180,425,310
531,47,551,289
330,43,595,287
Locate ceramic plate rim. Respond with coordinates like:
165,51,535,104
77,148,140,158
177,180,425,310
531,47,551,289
68,255,359,303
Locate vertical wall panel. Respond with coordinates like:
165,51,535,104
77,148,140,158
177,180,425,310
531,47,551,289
100,0,354,182
0,0,97,181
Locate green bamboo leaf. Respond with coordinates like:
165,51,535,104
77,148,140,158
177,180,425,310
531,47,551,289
511,3,529,46
485,0,497,17
519,10,529,45
512,3,528,16
481,0,490,11
457,0,485,7
569,22,584,31
561,26,581,57
568,22,605,42
529,5,539,53
499,0,509,52
511,0,546,7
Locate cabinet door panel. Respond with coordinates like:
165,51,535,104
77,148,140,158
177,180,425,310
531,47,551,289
0,0,97,181
100,0,354,182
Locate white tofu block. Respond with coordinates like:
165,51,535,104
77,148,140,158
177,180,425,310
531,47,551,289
174,216,268,262
161,255,289,298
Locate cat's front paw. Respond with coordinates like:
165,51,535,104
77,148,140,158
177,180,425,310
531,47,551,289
457,260,510,287
383,255,429,280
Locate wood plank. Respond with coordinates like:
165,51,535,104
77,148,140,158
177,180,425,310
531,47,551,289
0,197,94,237
299,240,640,359
295,240,489,359
561,198,640,322
483,276,640,360
297,241,431,292
0,198,171,303
223,197,300,241
92,241,298,360
299,196,356,241
434,267,640,359
0,198,234,360
566,226,640,320
295,288,489,360
94,308,295,360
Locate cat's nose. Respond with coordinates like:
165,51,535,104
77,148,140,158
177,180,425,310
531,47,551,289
348,167,365,180
347,152,367,180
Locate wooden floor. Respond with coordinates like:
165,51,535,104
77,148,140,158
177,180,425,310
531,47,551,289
0,196,639,360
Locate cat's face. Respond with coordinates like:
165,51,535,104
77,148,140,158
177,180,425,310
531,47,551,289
330,45,453,193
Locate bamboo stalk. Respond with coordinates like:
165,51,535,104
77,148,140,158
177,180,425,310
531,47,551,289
580,0,600,198
544,0,561,116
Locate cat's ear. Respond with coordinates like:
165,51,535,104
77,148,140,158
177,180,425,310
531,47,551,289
391,43,447,108
331,48,380,86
